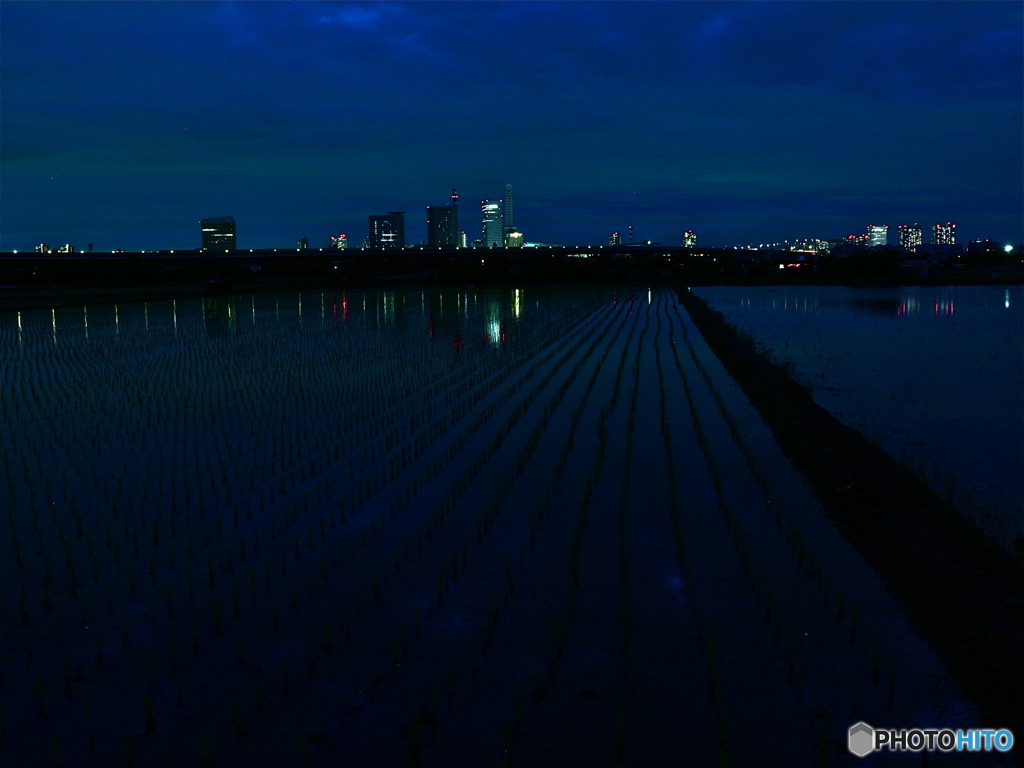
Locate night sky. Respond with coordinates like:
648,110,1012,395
2,1,1021,252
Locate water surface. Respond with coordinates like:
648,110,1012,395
695,285,1024,546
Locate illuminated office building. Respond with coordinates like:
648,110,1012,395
932,222,956,245
682,230,697,248
867,224,888,247
330,234,348,250
201,216,236,252
505,228,523,248
898,224,922,251
368,212,405,250
609,232,621,246
481,200,503,247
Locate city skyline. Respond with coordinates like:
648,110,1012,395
18,202,1005,255
2,2,1021,251
22,202,1004,254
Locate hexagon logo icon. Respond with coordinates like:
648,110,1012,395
848,722,875,757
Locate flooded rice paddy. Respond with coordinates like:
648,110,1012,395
695,285,1024,550
0,286,1010,766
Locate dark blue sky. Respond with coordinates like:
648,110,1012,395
2,1,1021,251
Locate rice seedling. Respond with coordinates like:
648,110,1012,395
1,287,978,766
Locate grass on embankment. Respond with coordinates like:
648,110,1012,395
675,284,1024,742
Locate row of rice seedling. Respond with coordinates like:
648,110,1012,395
665,299,943,721
0,288,625,766
498,293,648,767
186,290,622,765
594,291,734,765
637,290,851,763
7,290,516,528
209,286,630,765
321,292,639,765
4,284,973,764
663,291,979,760
328,289,637,766
607,295,656,765
619,296,724,764
6,290,544,598
245,289,636,765
510,289,745,765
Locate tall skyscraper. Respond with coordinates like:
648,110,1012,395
200,216,236,252
368,212,405,250
867,224,888,247
932,222,956,245
503,184,515,245
898,224,922,251
609,232,621,246
330,234,348,250
481,200,503,247
681,230,697,248
452,188,459,241
426,189,459,247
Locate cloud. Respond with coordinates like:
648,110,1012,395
318,6,382,29
1,1,1020,250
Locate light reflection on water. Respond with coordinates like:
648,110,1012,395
0,287,523,349
695,285,1024,546
1,285,546,353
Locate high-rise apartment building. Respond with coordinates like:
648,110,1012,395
330,234,348,250
201,216,236,252
682,230,697,248
426,206,457,247
481,200,503,247
898,224,923,251
609,232,621,246
867,224,888,247
932,222,956,245
368,212,405,250
427,189,459,247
